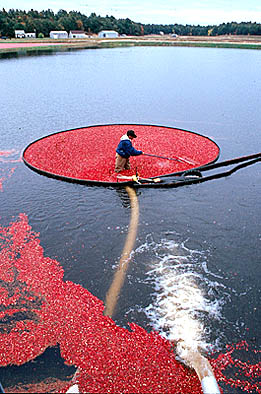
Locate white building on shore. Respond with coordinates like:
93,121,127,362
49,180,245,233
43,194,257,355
15,30,25,38
69,30,87,38
98,30,119,38
50,31,68,39
25,32,36,38
15,30,36,38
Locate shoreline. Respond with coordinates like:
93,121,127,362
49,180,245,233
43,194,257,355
0,35,261,55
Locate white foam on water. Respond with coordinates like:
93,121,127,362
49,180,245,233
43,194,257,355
139,236,225,364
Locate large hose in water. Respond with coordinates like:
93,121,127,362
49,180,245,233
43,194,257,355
180,345,221,393
104,186,139,317
103,186,220,393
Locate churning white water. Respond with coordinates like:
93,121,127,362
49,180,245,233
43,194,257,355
136,236,225,365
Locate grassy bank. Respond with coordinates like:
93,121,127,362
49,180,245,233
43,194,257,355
99,40,261,50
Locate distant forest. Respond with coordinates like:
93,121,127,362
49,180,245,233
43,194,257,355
1,8,261,37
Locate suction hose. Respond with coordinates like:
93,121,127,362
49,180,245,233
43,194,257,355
181,346,220,393
104,186,139,317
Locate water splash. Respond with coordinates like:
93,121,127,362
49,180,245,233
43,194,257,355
138,235,261,393
142,237,223,363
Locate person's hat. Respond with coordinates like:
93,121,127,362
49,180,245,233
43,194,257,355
127,129,137,138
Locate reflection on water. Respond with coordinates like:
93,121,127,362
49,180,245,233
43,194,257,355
104,186,139,317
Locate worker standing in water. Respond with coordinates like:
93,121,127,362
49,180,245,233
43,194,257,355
115,130,143,173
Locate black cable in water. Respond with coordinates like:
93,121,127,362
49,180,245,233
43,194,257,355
133,156,261,188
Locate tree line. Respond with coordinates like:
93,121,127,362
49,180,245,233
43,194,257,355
1,8,261,38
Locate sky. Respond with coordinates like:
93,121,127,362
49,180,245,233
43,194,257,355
1,0,261,26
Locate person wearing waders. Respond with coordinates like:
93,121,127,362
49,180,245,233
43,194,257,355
115,129,143,173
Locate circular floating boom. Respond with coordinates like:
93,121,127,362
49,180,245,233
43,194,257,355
23,124,220,185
